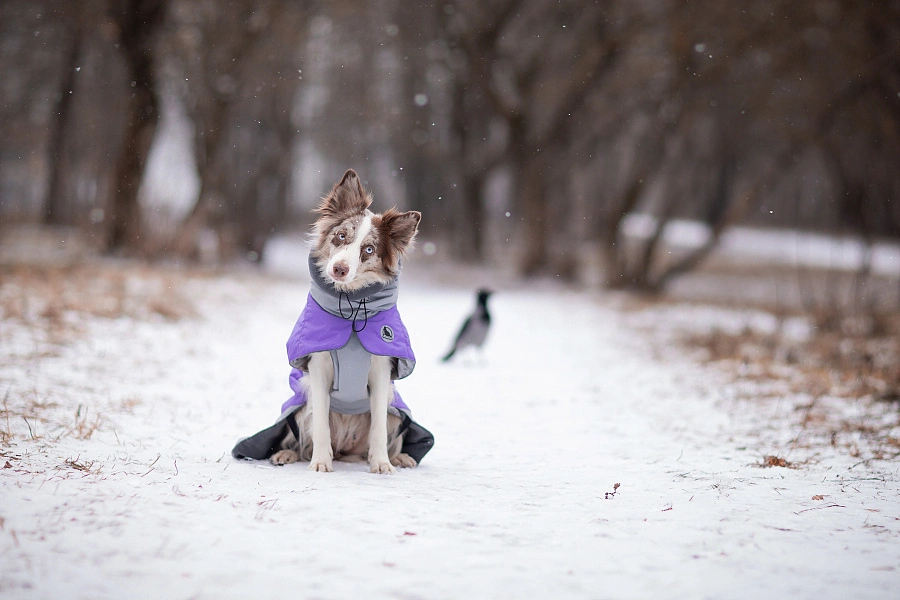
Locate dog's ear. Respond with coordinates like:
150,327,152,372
377,209,421,272
318,169,372,218
380,209,421,249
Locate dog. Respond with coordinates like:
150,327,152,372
268,169,421,474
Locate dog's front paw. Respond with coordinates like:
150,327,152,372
391,453,417,468
369,460,396,474
270,449,299,466
308,457,333,472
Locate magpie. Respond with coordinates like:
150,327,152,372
441,289,493,362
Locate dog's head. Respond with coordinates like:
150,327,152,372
312,169,421,292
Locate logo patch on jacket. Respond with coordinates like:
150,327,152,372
380,325,394,342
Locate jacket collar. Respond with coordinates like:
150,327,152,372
307,251,400,319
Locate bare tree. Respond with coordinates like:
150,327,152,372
43,2,85,227
105,0,167,253
3,0,898,285
162,0,306,260
565,0,900,291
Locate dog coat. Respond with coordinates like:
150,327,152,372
231,253,434,463
283,294,415,415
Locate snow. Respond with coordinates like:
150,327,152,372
139,93,200,220
621,214,900,277
1,259,898,599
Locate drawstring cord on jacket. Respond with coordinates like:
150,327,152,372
338,292,369,333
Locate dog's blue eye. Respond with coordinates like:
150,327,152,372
365,246,374,255
337,232,346,241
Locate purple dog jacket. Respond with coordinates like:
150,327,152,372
230,253,434,464
281,293,416,415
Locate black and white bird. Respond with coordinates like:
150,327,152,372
441,289,493,362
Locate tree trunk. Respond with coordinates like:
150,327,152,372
458,172,485,262
44,14,81,226
107,85,157,251
509,112,550,276
105,0,166,254
519,154,549,276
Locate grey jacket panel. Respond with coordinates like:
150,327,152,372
328,332,374,414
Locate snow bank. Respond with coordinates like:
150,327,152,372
621,214,900,277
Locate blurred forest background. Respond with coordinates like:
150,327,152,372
1,0,899,295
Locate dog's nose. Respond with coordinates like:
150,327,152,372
332,261,349,279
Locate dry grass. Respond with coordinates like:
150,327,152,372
0,260,206,449
0,395,105,448
69,404,103,440
653,258,900,466
689,312,900,400
0,262,199,329
1,386,11,446
757,455,796,469
683,307,900,464
63,455,97,473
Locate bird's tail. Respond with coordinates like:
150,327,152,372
441,348,455,362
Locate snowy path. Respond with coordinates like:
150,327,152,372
1,268,898,599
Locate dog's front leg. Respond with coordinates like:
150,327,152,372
307,352,334,472
367,354,395,474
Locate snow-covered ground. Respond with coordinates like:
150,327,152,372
1,258,898,599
